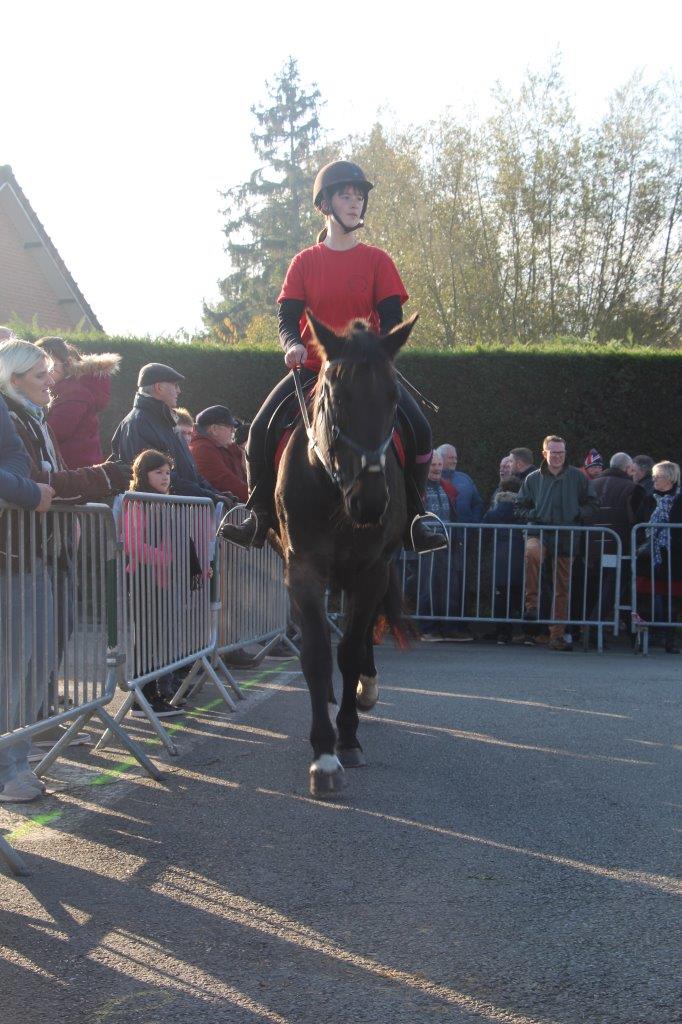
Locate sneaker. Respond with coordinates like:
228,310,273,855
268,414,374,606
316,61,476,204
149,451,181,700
446,629,474,642
16,769,46,794
522,635,537,646
420,631,445,642
131,699,185,719
224,647,261,667
0,778,42,802
549,637,572,651
262,640,296,660
156,674,188,704
496,635,511,645
34,729,94,748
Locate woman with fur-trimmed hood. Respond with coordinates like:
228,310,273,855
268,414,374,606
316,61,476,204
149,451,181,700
35,337,120,469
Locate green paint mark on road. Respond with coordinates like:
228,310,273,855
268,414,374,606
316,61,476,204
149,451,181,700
1,661,299,851
6,810,62,842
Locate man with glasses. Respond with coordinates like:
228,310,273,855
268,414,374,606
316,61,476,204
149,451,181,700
517,436,599,651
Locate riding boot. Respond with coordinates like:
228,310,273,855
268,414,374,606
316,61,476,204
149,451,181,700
405,459,449,554
220,457,275,549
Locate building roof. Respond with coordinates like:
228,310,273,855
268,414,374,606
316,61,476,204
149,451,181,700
0,164,103,331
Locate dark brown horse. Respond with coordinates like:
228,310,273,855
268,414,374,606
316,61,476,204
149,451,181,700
276,311,416,797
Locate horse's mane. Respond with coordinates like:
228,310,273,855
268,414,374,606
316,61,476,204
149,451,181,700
310,320,394,418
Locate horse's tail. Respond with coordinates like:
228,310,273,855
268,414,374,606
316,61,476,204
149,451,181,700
375,560,413,651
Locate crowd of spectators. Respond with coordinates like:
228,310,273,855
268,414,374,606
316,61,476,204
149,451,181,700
415,436,681,653
0,331,255,804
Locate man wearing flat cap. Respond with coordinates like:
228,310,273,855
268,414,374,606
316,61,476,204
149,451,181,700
189,405,248,502
111,363,234,503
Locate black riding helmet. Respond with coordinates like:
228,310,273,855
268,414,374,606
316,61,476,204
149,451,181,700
313,160,374,234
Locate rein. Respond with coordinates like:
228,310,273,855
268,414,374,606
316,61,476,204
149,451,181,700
292,367,393,495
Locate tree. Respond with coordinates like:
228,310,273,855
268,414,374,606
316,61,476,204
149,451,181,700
204,58,323,341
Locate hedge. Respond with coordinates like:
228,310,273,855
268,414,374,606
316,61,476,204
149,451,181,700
33,336,682,498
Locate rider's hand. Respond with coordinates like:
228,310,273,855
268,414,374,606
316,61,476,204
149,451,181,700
35,483,55,512
284,344,307,369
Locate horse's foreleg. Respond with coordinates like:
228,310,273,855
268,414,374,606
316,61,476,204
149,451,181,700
287,562,344,798
336,567,388,766
356,598,381,711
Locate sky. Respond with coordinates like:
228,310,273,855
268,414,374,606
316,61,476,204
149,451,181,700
3,0,680,338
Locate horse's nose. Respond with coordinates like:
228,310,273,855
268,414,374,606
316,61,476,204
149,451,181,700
348,478,388,525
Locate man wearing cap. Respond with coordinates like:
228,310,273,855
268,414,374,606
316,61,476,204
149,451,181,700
111,363,232,502
190,406,248,503
580,449,604,481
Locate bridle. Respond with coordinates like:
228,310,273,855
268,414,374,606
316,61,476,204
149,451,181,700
292,366,394,500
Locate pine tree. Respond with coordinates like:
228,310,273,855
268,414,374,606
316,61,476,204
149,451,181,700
205,58,323,341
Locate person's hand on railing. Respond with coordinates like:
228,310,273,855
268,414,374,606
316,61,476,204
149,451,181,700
220,491,240,510
35,483,55,512
101,461,132,493
284,344,307,369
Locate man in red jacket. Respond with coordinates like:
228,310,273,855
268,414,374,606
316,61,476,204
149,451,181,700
190,406,248,503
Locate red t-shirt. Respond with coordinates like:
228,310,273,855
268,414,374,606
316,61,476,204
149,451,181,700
278,243,409,371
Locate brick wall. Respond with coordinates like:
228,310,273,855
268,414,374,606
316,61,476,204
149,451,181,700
0,204,77,330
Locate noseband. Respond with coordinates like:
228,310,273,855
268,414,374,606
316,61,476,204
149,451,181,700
292,367,394,498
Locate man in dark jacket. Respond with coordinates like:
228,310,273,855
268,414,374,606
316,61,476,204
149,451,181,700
631,454,655,497
509,447,535,483
590,452,647,551
111,364,233,503
584,452,647,625
517,435,599,650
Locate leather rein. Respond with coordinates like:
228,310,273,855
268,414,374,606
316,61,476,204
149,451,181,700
292,367,393,498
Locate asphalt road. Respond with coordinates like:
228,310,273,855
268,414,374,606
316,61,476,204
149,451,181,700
1,643,680,1024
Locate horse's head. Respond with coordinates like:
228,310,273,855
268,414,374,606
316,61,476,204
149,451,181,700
307,310,418,527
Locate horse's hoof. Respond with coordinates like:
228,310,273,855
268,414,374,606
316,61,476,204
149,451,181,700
309,754,346,799
336,745,367,768
356,674,378,710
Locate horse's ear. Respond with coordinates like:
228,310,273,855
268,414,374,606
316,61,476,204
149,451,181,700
306,310,344,362
380,313,419,361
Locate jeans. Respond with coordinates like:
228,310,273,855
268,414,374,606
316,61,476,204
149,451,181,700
0,562,55,785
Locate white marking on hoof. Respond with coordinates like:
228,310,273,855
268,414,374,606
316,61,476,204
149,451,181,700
356,674,379,709
310,753,343,775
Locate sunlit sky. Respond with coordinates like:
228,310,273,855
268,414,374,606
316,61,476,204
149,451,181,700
3,0,680,337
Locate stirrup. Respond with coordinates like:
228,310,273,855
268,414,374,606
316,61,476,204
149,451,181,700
219,504,267,549
409,512,449,554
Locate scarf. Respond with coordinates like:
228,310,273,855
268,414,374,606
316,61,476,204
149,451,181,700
6,394,60,474
647,487,679,567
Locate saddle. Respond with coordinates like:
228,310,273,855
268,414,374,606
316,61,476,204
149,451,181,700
267,387,411,474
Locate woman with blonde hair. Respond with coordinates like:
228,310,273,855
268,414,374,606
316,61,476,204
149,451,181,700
0,339,128,499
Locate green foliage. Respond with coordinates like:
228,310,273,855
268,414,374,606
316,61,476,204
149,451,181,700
349,66,681,348
46,333,682,499
205,58,680,348
242,315,279,348
204,57,323,340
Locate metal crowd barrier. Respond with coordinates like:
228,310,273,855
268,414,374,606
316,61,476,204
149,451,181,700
96,493,230,757
0,502,161,876
630,522,682,654
400,521,623,650
215,505,296,684
325,522,623,650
